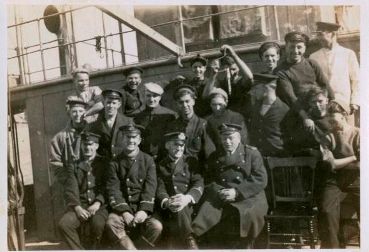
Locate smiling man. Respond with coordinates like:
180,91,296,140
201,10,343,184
105,124,162,249
69,67,104,122
275,31,335,133
134,82,177,161
121,67,146,117
257,42,281,74
89,89,133,159
58,132,108,250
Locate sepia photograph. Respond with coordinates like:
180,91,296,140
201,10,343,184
6,2,363,250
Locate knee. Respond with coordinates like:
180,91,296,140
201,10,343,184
148,218,163,234
58,214,74,232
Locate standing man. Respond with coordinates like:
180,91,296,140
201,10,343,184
246,73,289,157
275,31,335,132
50,98,89,184
105,124,162,249
121,67,146,117
310,21,360,125
69,67,104,123
134,82,177,161
188,54,213,117
167,85,214,160
58,132,108,250
257,42,281,74
203,44,253,114
89,89,133,160
191,123,268,249
156,131,204,249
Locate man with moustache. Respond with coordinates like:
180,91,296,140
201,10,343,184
69,67,104,123
50,98,89,184
58,132,108,250
105,124,162,249
134,82,177,161
310,22,360,124
166,85,214,160
275,31,335,133
191,123,268,249
121,67,146,117
156,131,204,249
89,89,133,159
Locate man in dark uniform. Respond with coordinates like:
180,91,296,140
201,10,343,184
105,124,162,249
121,67,146,117
191,123,268,249
166,85,215,160
89,89,133,160
187,54,213,117
156,131,204,249
58,132,108,250
206,88,248,151
247,73,289,157
134,82,177,161
275,31,335,133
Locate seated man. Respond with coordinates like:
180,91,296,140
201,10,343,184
156,131,204,249
191,123,268,249
318,110,360,248
58,132,108,250
105,124,162,249
134,82,177,161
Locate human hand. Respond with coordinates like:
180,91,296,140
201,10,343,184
134,210,148,224
87,201,101,216
122,212,135,227
220,44,235,56
303,118,315,133
74,205,91,221
350,104,359,114
168,194,192,212
218,188,237,202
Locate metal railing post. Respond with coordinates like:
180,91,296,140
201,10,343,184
37,19,47,81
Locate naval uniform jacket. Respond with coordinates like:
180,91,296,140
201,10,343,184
193,144,268,238
248,98,289,157
64,156,107,209
106,150,157,214
89,112,133,159
156,156,204,206
134,105,177,160
167,114,215,161
121,84,146,117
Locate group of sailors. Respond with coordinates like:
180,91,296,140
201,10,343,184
49,21,360,249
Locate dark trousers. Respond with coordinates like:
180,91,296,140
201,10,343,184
318,184,359,248
58,208,108,250
157,206,193,248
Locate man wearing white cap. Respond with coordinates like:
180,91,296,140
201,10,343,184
134,82,177,160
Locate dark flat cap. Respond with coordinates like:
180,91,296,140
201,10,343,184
284,31,309,44
81,131,100,143
174,84,196,99
190,54,208,67
102,89,123,99
316,21,341,32
66,96,88,107
164,131,187,143
253,73,279,85
209,87,228,101
123,66,143,77
218,123,242,135
119,124,144,136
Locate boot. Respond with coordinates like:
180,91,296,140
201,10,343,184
119,235,137,250
185,235,199,249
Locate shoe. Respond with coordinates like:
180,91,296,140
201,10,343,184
185,235,199,249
